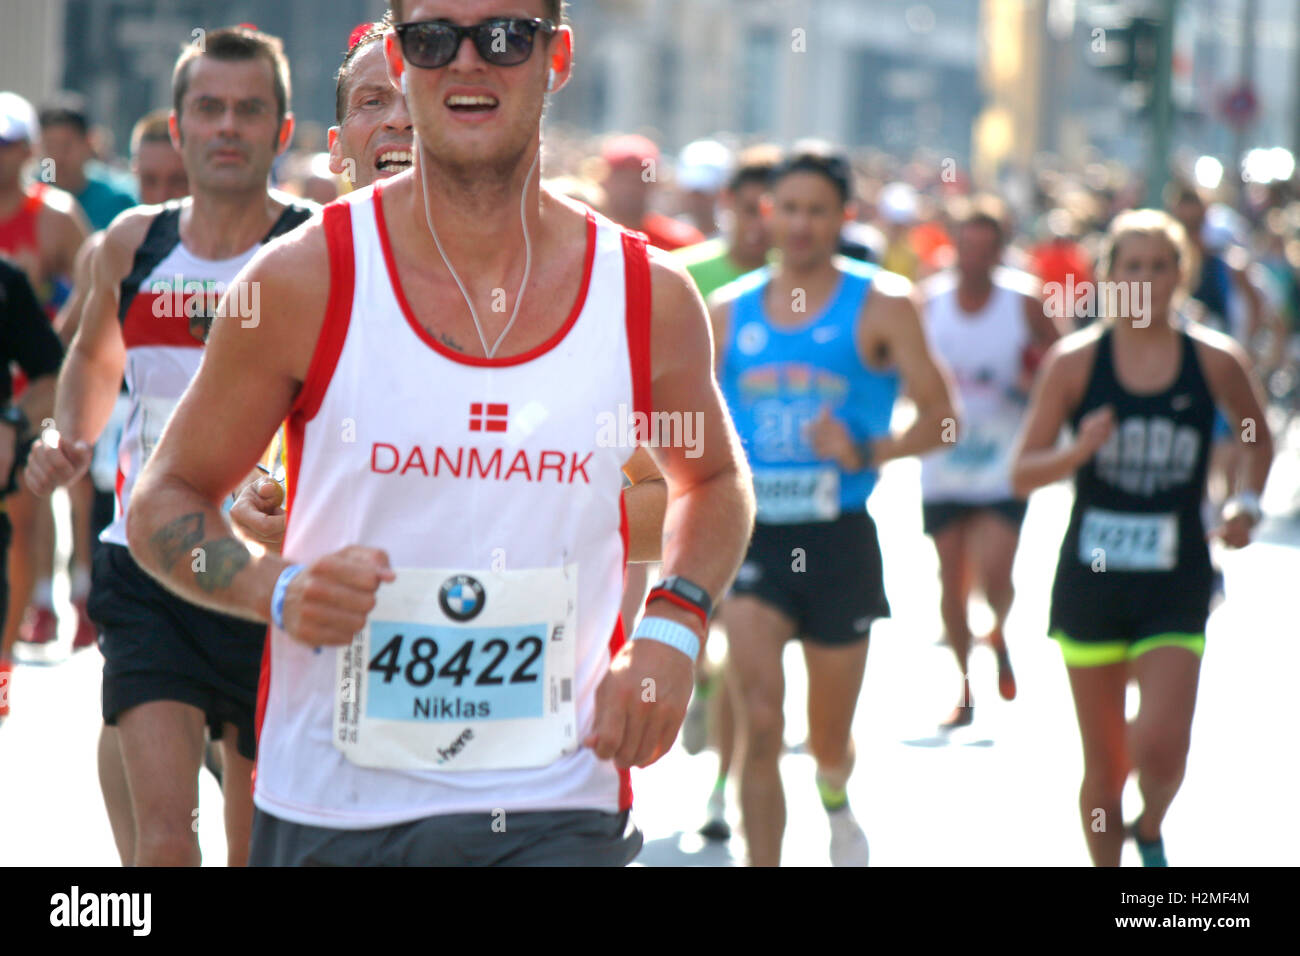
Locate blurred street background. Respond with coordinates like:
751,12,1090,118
5,1,1300,201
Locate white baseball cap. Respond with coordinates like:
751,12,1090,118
879,182,918,224
677,139,733,194
0,92,38,145
1202,202,1246,252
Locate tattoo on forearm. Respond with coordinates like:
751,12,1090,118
151,513,204,570
193,538,252,593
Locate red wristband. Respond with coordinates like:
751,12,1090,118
644,589,709,630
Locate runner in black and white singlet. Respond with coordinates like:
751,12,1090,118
920,197,1060,728
126,0,754,867
1011,210,1274,867
25,26,314,867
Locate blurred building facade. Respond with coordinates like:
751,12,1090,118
52,0,384,154
553,0,984,162
1035,0,1300,177
0,0,1295,181
0,1,65,109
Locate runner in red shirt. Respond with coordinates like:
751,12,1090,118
599,133,704,251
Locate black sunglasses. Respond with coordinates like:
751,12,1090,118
394,17,556,70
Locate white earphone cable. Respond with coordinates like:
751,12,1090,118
415,129,541,359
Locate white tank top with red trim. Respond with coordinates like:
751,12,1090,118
253,182,653,829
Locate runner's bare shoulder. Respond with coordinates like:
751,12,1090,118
95,204,167,278
73,229,105,275
247,204,332,328
645,241,714,341
35,183,80,218
240,206,330,315
1184,317,1250,381
1038,322,1104,402
857,265,918,365
704,259,770,345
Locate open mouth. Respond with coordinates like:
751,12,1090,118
445,94,499,114
376,149,412,173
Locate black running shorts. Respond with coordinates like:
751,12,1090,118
89,543,266,760
921,498,1028,537
728,511,891,645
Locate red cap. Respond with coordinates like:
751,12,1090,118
348,22,374,51
601,134,660,169
238,22,259,31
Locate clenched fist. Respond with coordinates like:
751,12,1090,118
805,406,863,471
24,428,94,496
584,636,694,769
281,546,396,647
232,477,286,552
1074,405,1116,461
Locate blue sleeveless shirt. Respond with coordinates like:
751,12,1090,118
719,259,900,523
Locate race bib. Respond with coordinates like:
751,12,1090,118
927,417,1018,497
333,565,578,772
753,467,840,524
137,395,179,468
1077,508,1178,571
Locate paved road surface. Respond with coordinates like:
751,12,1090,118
3,429,1298,866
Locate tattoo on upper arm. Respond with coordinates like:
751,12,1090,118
151,513,204,570
194,538,252,593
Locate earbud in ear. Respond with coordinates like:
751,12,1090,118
401,72,408,96
546,68,556,92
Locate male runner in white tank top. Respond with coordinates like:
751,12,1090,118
231,16,668,572
919,197,1060,729
127,0,754,867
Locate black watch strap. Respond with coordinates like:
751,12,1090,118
646,575,713,622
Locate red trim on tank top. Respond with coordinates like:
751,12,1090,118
0,182,44,253
371,178,597,367
252,625,272,790
612,491,633,811
25,181,46,211
290,200,355,422
257,374,310,779
621,231,653,421
259,201,354,777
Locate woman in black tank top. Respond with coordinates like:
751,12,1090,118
1010,210,1274,867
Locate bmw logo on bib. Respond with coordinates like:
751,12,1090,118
439,575,486,622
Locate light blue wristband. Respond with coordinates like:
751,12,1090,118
631,616,700,662
271,564,305,631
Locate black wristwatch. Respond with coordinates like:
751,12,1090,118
646,575,713,624
854,437,877,473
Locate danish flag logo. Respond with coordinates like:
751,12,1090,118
469,402,509,433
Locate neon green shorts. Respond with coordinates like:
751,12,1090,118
1050,630,1205,668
